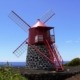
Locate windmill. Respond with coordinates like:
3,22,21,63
9,10,64,71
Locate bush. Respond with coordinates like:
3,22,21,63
0,66,28,80
67,58,80,66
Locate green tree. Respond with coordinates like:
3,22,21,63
67,58,80,66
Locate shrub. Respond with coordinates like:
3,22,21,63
0,66,28,80
67,58,80,66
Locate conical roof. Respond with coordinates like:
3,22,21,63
32,19,46,27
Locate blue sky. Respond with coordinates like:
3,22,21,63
0,0,80,62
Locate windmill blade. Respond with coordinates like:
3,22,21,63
40,9,55,23
13,39,28,57
9,11,31,32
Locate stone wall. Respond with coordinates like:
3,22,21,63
26,44,54,70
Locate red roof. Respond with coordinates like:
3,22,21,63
32,19,46,27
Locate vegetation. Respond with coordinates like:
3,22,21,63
64,57,80,66
0,66,28,80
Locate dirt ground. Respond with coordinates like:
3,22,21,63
65,74,80,80
64,65,80,80
13,65,80,80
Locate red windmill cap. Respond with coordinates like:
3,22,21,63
32,19,46,27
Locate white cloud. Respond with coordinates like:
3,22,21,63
66,40,73,43
66,39,80,44
75,40,80,43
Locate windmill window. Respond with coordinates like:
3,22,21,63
50,35,55,42
35,35,43,42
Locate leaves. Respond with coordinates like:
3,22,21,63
65,58,80,66
0,66,27,80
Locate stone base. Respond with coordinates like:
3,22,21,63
26,44,54,70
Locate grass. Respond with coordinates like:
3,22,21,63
0,66,28,80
